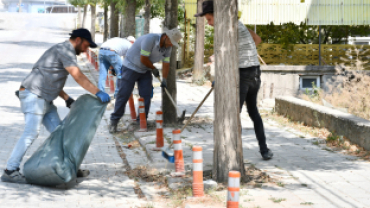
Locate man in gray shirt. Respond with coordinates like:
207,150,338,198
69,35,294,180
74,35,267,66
109,28,182,133
1,28,111,184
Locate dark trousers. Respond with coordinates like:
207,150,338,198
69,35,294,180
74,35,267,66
110,66,153,122
239,65,268,153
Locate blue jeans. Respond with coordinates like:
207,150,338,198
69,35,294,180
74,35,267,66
6,89,61,171
98,49,123,97
110,66,153,122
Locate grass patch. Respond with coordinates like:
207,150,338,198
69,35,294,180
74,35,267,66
300,202,314,205
269,197,286,203
277,182,285,187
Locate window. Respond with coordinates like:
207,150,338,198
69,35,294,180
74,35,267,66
300,76,320,90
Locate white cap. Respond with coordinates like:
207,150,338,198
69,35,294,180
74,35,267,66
127,36,136,42
164,28,183,48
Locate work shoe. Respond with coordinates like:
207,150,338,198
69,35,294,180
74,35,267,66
109,120,118,133
1,168,27,184
261,149,273,160
77,169,90,178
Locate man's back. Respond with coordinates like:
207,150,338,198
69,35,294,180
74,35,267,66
101,37,132,57
21,40,77,102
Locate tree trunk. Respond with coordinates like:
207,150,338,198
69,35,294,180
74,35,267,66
192,0,205,85
110,1,119,37
120,13,125,37
82,4,88,28
77,6,81,27
144,0,150,34
163,0,178,125
122,0,136,37
90,5,96,42
103,4,108,41
212,0,245,182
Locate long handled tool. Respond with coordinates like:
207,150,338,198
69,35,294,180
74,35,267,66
156,77,186,123
162,87,214,162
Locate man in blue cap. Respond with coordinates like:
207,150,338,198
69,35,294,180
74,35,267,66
194,1,273,160
1,28,110,184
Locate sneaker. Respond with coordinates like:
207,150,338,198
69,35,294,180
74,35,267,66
109,120,118,133
261,149,273,160
77,169,90,178
1,168,27,184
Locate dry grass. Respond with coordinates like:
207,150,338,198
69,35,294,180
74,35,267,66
262,110,370,161
300,71,370,120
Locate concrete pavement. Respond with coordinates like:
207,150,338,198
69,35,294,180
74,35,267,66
0,13,150,208
2,12,370,208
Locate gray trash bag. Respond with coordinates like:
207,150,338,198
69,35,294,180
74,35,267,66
23,94,108,186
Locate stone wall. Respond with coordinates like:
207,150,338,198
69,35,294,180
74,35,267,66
275,96,370,151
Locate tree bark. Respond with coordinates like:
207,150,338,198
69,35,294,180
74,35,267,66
144,0,150,34
77,6,82,27
90,4,96,41
212,0,245,182
103,4,108,41
110,1,119,37
82,4,88,28
192,0,205,85
163,0,178,125
122,0,136,37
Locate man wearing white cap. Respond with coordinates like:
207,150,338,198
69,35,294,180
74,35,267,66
109,28,182,133
98,36,136,97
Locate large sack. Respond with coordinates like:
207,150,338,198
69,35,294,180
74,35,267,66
23,94,107,186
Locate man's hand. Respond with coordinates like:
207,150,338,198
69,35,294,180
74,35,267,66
95,91,111,103
65,97,75,108
160,78,167,88
152,68,160,77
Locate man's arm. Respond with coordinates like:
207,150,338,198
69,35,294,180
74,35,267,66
162,62,170,79
58,90,69,100
247,28,262,46
65,66,100,95
140,55,155,69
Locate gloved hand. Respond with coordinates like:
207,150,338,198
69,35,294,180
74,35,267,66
152,68,160,77
212,81,215,88
160,78,167,88
95,91,111,103
65,97,75,108
111,68,116,76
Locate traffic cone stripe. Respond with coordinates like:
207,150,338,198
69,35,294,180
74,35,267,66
193,159,203,163
156,121,163,129
174,143,182,150
193,162,203,171
139,107,145,113
173,140,182,144
228,187,240,192
193,151,202,159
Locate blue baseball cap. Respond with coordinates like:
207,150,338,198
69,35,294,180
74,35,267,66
69,28,97,48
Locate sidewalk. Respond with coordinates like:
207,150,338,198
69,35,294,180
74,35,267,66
100,59,370,207
0,55,150,208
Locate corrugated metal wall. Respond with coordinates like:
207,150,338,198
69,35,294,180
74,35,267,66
185,0,370,25
239,0,370,25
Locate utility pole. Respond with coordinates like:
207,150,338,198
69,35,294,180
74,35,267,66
18,0,22,12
